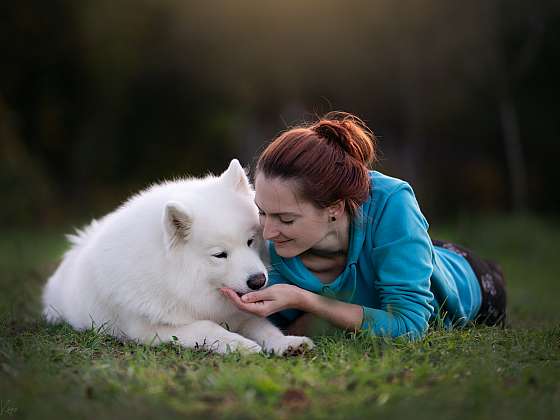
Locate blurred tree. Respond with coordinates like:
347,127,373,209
1,0,559,226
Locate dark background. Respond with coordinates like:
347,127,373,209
1,0,559,227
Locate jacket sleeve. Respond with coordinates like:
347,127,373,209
360,185,435,339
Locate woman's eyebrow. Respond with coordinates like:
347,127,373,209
254,201,299,217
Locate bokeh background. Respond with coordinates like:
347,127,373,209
1,0,559,226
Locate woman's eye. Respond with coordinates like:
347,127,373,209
213,252,228,259
247,239,254,247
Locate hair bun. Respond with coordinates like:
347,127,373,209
314,121,348,150
311,112,376,167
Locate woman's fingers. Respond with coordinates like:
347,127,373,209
243,284,297,303
220,288,268,314
220,287,266,304
241,287,276,303
220,288,253,309
220,288,243,306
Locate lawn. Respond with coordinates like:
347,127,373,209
0,215,559,419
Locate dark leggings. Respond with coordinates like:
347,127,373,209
432,240,507,327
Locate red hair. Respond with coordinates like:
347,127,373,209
256,112,378,218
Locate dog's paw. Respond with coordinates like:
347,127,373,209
211,336,263,354
263,336,314,356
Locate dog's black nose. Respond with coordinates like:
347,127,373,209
247,273,266,290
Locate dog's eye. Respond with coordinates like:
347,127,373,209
247,239,254,247
212,252,228,259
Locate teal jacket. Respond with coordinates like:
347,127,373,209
267,171,482,339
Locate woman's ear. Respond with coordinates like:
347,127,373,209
328,200,345,220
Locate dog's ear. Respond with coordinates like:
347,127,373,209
163,201,192,249
220,159,253,196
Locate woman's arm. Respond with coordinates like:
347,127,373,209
299,289,363,330
221,284,363,331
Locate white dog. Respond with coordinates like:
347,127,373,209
42,159,313,355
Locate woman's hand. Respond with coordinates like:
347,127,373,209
220,284,307,318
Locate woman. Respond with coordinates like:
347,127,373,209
221,112,506,339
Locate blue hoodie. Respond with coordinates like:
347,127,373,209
267,171,482,339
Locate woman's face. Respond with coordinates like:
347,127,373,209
254,174,330,258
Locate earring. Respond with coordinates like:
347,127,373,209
330,216,336,222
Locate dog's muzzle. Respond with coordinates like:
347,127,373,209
246,273,266,290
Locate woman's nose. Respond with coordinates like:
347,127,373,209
261,218,279,240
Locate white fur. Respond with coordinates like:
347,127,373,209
42,159,313,355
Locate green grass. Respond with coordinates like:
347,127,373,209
1,215,559,419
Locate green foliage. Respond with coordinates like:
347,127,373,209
0,215,559,419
